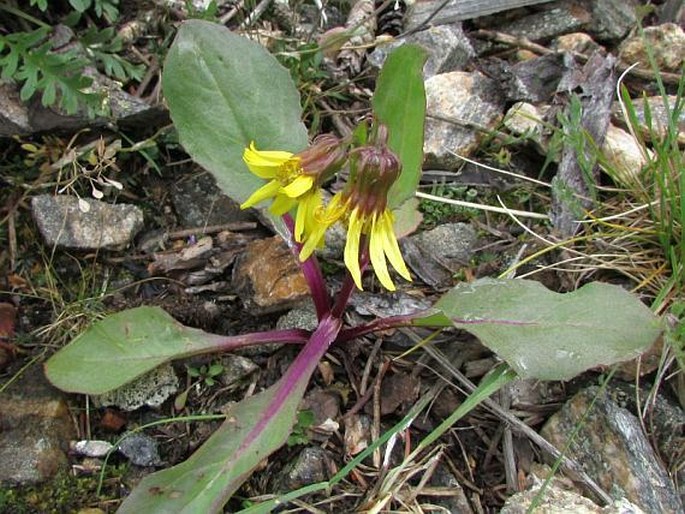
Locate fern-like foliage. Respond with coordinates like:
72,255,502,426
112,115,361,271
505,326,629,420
0,28,104,115
80,26,144,82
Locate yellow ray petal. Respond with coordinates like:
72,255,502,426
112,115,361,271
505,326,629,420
269,194,297,216
294,191,319,242
369,214,395,291
282,175,314,198
380,210,412,281
344,209,364,290
243,142,294,179
240,179,281,209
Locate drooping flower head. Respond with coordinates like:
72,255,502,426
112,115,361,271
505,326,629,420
240,134,346,242
300,125,412,291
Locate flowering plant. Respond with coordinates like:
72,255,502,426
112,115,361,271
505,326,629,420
44,21,662,513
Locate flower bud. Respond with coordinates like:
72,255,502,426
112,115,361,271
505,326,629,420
296,134,347,185
345,144,401,215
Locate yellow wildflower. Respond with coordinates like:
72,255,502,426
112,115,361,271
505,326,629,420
240,135,345,242
300,140,411,291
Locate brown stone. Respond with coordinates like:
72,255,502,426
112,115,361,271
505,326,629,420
232,236,309,314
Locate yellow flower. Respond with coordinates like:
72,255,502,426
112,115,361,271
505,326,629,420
240,136,345,242
299,141,412,291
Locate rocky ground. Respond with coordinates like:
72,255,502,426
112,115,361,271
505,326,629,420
0,0,684,512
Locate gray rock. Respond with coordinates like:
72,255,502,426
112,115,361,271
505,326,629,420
541,387,683,513
424,71,505,169
612,95,685,145
348,291,431,317
170,172,255,228
92,362,179,411
0,67,159,137
218,354,259,387
619,23,685,73
0,81,31,135
499,52,575,103
484,0,637,45
406,0,555,32
587,0,639,42
277,302,318,331
0,366,76,484
31,194,144,250
118,432,163,467
277,446,328,491
369,24,475,78
403,222,477,287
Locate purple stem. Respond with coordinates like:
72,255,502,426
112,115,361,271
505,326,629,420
282,214,330,320
201,328,310,354
237,314,342,451
337,312,425,342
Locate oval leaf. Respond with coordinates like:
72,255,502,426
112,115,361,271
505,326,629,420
45,307,228,394
421,278,662,380
162,20,309,234
372,44,427,210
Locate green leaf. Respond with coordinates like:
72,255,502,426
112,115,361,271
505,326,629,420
372,44,427,210
44,306,231,395
417,278,662,380
117,317,341,514
69,0,91,12
162,20,308,237
392,196,422,238
118,378,303,513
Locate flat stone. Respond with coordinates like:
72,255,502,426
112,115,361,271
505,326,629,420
92,362,179,411
232,236,309,314
406,0,555,31
0,366,76,484
170,171,254,228
541,387,683,513
31,194,143,250
403,222,477,287
369,24,474,78
620,23,685,73
424,71,505,169
483,0,637,45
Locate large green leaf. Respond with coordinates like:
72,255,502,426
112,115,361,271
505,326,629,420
44,307,229,394
117,378,303,513
372,44,426,210
416,278,662,380
117,316,341,514
162,20,308,234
